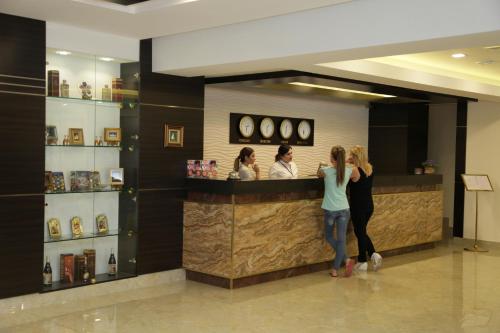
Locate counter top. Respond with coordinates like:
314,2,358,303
185,174,443,195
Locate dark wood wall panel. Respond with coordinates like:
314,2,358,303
0,196,44,298
137,38,205,275
0,12,46,300
0,92,44,195
137,190,184,273
139,105,203,189
0,13,45,79
453,101,467,237
368,103,428,175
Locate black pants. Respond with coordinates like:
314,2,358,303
351,206,375,262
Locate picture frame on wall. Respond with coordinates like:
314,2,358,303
164,124,184,148
69,128,84,145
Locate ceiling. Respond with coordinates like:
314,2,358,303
0,0,350,38
367,46,500,87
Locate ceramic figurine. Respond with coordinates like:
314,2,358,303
62,135,69,146
79,81,92,100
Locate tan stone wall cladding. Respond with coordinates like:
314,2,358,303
183,191,443,278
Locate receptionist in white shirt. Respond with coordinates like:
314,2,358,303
234,147,260,181
269,144,299,179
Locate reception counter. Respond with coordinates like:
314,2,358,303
183,175,443,288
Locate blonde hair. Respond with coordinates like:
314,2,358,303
350,145,373,176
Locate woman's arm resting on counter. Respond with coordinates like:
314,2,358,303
317,165,325,178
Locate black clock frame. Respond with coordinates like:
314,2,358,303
230,113,314,146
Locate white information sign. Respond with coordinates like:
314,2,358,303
461,174,493,191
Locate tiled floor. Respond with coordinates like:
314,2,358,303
2,238,500,333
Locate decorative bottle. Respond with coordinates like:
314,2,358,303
108,248,117,276
82,257,90,283
43,256,52,286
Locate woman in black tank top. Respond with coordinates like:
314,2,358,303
348,146,382,272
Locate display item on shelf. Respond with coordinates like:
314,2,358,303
102,84,111,101
84,249,96,278
47,70,60,97
47,218,61,239
43,256,52,286
108,249,117,276
79,81,92,100
60,253,74,283
60,79,69,97
112,78,123,102
70,216,83,238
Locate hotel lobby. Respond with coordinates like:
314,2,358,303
1,0,500,332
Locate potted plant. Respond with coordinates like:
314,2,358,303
422,160,437,174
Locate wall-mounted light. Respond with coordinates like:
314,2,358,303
55,50,71,56
99,57,115,62
451,53,466,58
288,82,396,98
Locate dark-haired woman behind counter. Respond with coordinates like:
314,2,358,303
269,144,299,179
234,147,260,181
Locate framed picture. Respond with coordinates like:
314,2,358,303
164,124,184,148
69,128,84,145
46,125,58,145
96,214,109,234
110,168,124,185
47,218,61,239
51,172,66,192
70,216,83,238
44,171,54,192
90,171,101,190
104,128,121,145
70,171,91,191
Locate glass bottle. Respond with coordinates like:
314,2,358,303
108,248,117,276
43,256,52,286
82,257,90,284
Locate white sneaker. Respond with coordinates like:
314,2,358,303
354,262,368,271
371,252,383,271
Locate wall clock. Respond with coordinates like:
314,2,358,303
279,119,293,139
297,120,312,140
239,115,255,138
260,117,275,139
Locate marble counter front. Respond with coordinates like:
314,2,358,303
183,176,443,288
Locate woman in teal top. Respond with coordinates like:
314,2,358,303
317,146,360,277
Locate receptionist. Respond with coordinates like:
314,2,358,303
234,147,261,181
269,144,299,179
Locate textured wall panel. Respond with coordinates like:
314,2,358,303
204,87,368,178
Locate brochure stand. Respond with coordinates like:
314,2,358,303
461,174,493,252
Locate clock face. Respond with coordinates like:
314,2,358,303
239,116,255,138
279,119,293,139
297,120,312,140
259,117,275,139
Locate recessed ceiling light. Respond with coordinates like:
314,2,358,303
56,50,71,56
289,82,396,98
451,53,466,58
99,57,114,62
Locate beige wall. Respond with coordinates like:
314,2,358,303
465,101,500,242
427,104,456,227
204,86,369,178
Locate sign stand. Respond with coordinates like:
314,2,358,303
461,174,493,252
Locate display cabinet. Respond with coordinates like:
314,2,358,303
43,48,139,291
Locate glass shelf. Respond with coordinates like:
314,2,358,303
45,144,121,149
45,229,120,243
46,96,122,108
41,272,135,293
45,188,121,195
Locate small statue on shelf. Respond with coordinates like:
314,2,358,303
94,136,103,146
62,135,70,146
79,81,92,100
102,84,111,101
60,79,69,98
